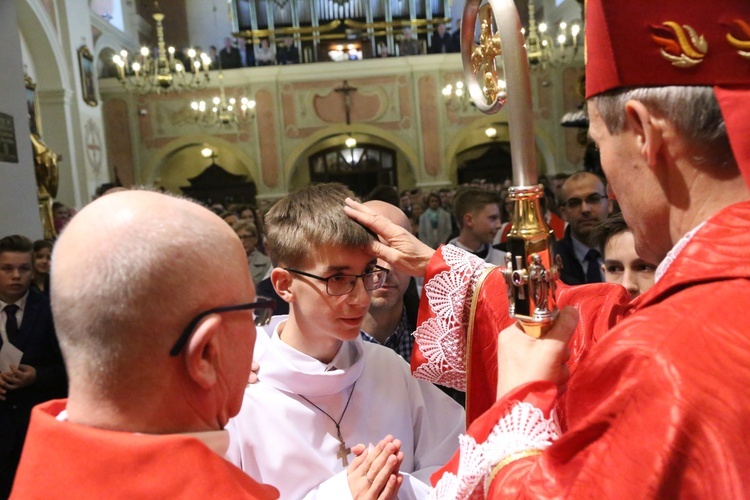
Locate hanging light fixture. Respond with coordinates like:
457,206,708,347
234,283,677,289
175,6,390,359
190,71,255,128
523,0,582,68
442,79,505,111
342,134,363,166
442,80,472,111
112,3,211,94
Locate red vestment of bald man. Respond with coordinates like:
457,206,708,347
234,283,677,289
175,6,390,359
11,400,279,499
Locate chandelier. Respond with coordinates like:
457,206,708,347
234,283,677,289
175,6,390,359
112,5,211,94
442,79,505,111
442,80,472,111
523,0,582,67
190,72,255,128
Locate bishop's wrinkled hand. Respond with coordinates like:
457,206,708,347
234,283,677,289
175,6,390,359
497,306,578,398
344,197,435,278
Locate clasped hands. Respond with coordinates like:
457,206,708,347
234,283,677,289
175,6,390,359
0,364,37,400
347,435,404,500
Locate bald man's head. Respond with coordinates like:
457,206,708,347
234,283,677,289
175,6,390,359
52,191,254,395
362,201,411,311
363,200,411,232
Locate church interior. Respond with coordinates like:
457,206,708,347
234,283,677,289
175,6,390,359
0,0,585,238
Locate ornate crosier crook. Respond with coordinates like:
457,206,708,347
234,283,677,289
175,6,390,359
461,0,559,337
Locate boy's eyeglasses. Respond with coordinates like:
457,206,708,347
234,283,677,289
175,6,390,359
284,266,389,296
169,298,276,356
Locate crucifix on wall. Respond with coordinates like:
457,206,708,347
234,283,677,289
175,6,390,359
334,80,358,125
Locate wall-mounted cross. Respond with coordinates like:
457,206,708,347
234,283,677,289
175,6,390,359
334,80,358,125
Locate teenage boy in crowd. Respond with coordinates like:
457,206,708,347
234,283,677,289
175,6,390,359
226,183,464,499
592,213,657,300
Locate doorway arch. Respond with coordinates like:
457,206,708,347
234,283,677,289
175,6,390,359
284,124,419,194
146,135,259,198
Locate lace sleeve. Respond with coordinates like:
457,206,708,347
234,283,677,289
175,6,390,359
413,245,495,390
428,401,560,499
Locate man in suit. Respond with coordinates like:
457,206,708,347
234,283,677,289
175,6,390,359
277,36,299,65
428,23,452,54
450,19,461,53
219,37,241,69
237,37,255,68
0,235,66,498
554,171,612,285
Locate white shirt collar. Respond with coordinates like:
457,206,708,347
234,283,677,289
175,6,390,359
570,234,598,265
0,291,29,313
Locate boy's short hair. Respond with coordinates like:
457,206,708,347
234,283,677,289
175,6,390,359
264,183,374,268
590,212,630,256
452,187,500,228
0,235,33,256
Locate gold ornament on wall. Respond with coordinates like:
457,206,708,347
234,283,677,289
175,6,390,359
26,74,61,239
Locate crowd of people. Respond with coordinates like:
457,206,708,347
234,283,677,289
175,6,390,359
3,0,749,497
203,20,460,69
0,171,651,498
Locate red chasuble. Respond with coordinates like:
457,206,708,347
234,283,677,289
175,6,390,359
420,201,750,497
11,400,279,499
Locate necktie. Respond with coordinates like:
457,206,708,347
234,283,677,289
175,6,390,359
584,248,603,283
4,304,20,346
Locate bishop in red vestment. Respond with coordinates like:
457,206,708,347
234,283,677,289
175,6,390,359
346,0,750,497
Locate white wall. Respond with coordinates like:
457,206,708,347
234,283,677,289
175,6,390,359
187,0,234,51
0,0,44,239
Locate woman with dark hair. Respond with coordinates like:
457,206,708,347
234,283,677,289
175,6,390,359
31,239,53,296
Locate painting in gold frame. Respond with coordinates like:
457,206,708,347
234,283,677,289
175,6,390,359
78,45,97,107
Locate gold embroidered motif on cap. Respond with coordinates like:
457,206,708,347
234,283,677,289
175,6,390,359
651,22,707,68
726,19,750,59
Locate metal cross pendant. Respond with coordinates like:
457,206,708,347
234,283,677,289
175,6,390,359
337,440,351,466
336,427,351,466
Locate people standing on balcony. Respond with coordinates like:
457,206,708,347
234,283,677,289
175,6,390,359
277,36,299,65
219,37,241,69
428,23,452,54
255,39,275,66
450,19,462,53
208,45,219,68
398,27,420,56
237,38,255,68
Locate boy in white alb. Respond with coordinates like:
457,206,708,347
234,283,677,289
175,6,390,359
226,184,465,499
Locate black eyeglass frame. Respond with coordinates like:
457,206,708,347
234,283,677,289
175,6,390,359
284,265,389,296
561,193,608,210
169,299,276,356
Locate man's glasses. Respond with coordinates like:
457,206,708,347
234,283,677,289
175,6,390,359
284,266,389,296
169,298,276,356
562,193,608,210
